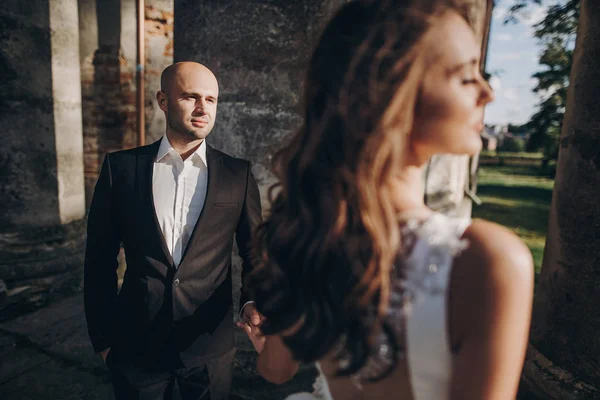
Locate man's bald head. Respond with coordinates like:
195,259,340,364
157,62,220,143
160,62,218,94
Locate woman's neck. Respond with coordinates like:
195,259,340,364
391,163,431,219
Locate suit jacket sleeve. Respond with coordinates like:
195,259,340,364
236,161,262,308
84,154,122,353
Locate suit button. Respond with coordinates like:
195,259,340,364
173,278,180,287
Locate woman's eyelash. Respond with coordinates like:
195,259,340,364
462,79,478,84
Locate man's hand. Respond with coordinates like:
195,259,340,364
236,303,266,353
240,303,263,333
238,320,267,353
101,347,111,362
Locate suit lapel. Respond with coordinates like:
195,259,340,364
179,144,223,263
137,138,174,268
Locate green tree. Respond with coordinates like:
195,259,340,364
504,0,580,163
507,123,528,136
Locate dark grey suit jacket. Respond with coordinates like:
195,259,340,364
84,138,262,367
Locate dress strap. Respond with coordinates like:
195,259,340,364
404,213,471,400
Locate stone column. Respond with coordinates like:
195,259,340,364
0,0,85,318
521,0,600,398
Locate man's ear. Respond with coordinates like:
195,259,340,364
157,91,168,112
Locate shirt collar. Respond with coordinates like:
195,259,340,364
155,135,207,167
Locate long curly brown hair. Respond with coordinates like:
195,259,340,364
248,0,472,378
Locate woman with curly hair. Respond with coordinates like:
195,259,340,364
238,0,534,399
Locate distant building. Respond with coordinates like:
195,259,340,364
481,124,504,151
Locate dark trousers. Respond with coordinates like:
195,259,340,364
106,348,236,400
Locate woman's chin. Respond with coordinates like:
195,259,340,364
456,139,483,156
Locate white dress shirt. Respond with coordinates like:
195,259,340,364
153,136,208,268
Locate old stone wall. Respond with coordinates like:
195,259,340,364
0,0,86,318
174,0,346,206
173,0,347,308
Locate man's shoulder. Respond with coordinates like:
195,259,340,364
104,142,159,168
108,142,159,159
102,142,159,175
211,146,251,169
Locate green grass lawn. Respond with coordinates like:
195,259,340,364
472,165,555,273
480,151,544,159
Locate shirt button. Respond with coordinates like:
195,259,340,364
173,278,180,287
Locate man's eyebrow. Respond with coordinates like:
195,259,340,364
181,91,217,99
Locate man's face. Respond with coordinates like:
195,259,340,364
158,65,219,141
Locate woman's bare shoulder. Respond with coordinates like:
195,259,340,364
448,219,535,342
447,219,535,397
457,218,534,283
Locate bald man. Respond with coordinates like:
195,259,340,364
84,62,262,399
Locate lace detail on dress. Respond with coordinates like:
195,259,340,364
284,363,333,400
399,214,470,295
312,363,334,400
337,213,471,387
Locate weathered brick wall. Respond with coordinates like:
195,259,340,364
145,1,174,144
80,0,136,205
81,46,137,206
79,0,173,206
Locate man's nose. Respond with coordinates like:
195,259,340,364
194,102,206,113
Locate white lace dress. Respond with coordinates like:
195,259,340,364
285,213,471,400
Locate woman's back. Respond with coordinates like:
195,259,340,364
288,211,533,400
291,212,470,400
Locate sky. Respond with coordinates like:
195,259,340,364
484,0,550,126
